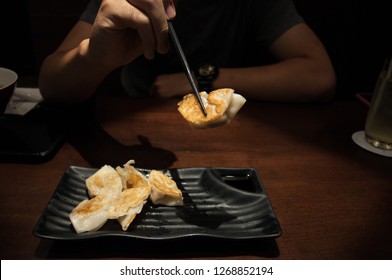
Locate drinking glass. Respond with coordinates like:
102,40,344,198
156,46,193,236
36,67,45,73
364,58,392,150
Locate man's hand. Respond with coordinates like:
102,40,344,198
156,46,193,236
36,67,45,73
88,0,176,68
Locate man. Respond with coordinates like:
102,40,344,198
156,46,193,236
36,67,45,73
39,0,336,103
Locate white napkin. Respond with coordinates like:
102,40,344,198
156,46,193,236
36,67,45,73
4,87,43,115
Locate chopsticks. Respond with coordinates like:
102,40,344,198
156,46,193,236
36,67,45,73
168,21,207,116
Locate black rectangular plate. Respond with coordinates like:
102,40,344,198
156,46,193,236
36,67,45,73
33,166,281,240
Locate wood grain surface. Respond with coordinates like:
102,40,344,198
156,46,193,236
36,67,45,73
1,94,391,259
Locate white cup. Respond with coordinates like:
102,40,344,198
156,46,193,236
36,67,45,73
0,67,18,114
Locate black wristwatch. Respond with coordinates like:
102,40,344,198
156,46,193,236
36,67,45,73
195,63,219,92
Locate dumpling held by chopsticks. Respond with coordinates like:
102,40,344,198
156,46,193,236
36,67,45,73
177,88,246,128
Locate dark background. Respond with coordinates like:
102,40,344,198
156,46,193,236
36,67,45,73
1,0,391,100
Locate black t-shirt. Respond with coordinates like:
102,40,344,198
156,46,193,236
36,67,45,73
81,0,304,96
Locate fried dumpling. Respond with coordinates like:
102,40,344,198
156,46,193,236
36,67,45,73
148,170,183,206
116,160,151,190
69,195,108,233
113,160,152,230
85,165,123,199
108,186,150,230
177,88,246,128
117,204,145,231
70,160,186,233
108,187,150,218
108,187,151,231
225,93,247,120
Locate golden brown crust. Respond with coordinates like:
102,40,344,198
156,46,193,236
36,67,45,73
149,170,182,197
86,165,123,198
148,170,183,206
208,88,235,114
71,195,106,217
177,88,235,128
116,161,151,190
108,187,150,219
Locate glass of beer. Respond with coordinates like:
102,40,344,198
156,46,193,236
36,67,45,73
364,58,392,150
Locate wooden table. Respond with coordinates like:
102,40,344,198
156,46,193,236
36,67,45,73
1,93,391,259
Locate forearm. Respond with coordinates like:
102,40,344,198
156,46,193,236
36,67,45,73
215,58,336,103
38,39,116,104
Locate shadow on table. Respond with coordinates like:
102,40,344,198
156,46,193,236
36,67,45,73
34,237,280,259
67,123,177,169
63,100,177,169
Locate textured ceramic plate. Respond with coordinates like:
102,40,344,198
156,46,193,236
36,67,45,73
33,166,281,240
